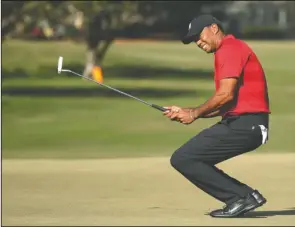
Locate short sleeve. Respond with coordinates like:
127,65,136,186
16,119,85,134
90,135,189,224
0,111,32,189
216,45,249,80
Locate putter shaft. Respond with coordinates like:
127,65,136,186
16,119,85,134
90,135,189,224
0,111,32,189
61,69,167,112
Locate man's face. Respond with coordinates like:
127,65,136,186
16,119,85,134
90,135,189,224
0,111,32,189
195,24,219,53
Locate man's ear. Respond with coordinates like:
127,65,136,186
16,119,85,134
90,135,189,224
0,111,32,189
211,23,219,35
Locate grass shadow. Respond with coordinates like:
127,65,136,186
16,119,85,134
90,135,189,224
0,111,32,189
231,207,295,219
103,65,213,81
242,207,295,218
2,63,213,81
2,68,30,79
2,86,211,99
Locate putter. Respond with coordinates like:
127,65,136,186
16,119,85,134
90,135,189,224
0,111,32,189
57,56,167,112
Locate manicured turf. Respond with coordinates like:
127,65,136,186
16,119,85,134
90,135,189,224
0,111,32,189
2,39,295,158
2,40,295,227
3,154,295,225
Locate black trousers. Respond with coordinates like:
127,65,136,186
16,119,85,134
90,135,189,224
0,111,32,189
170,113,269,205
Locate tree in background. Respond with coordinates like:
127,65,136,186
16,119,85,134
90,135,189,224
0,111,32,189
2,1,27,40
289,1,295,38
2,1,72,40
74,1,169,78
76,1,225,78
2,1,227,79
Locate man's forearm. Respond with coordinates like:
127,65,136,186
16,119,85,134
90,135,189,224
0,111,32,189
183,108,220,118
200,109,221,118
191,92,234,119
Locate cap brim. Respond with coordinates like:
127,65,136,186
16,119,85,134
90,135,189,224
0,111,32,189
182,34,197,44
181,36,195,44
181,28,201,44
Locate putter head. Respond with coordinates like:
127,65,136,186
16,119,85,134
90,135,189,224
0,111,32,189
57,56,63,74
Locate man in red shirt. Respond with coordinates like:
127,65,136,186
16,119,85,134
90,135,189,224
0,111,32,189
164,14,270,218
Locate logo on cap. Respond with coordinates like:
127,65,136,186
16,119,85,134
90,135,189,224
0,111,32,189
188,22,191,31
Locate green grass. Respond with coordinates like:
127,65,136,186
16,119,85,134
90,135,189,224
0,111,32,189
2,39,295,159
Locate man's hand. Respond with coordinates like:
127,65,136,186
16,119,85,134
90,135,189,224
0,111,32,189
163,106,197,125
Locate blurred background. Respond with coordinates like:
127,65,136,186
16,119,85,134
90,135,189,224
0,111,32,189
2,1,295,226
2,0,295,159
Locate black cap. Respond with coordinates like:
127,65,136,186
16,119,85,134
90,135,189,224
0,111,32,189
182,14,223,44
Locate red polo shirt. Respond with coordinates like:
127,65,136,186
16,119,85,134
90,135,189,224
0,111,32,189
214,35,270,116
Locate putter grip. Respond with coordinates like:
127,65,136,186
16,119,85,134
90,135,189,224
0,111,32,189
152,104,167,112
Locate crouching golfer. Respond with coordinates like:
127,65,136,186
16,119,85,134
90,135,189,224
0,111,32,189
164,14,270,218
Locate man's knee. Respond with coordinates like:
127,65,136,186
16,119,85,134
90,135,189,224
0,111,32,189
170,148,201,172
170,133,211,171
170,150,186,171
170,149,209,180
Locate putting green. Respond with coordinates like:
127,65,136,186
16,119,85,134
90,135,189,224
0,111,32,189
3,153,295,226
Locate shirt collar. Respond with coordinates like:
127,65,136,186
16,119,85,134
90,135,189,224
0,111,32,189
215,34,235,52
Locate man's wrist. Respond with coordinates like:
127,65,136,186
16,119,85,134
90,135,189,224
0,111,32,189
190,108,200,120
